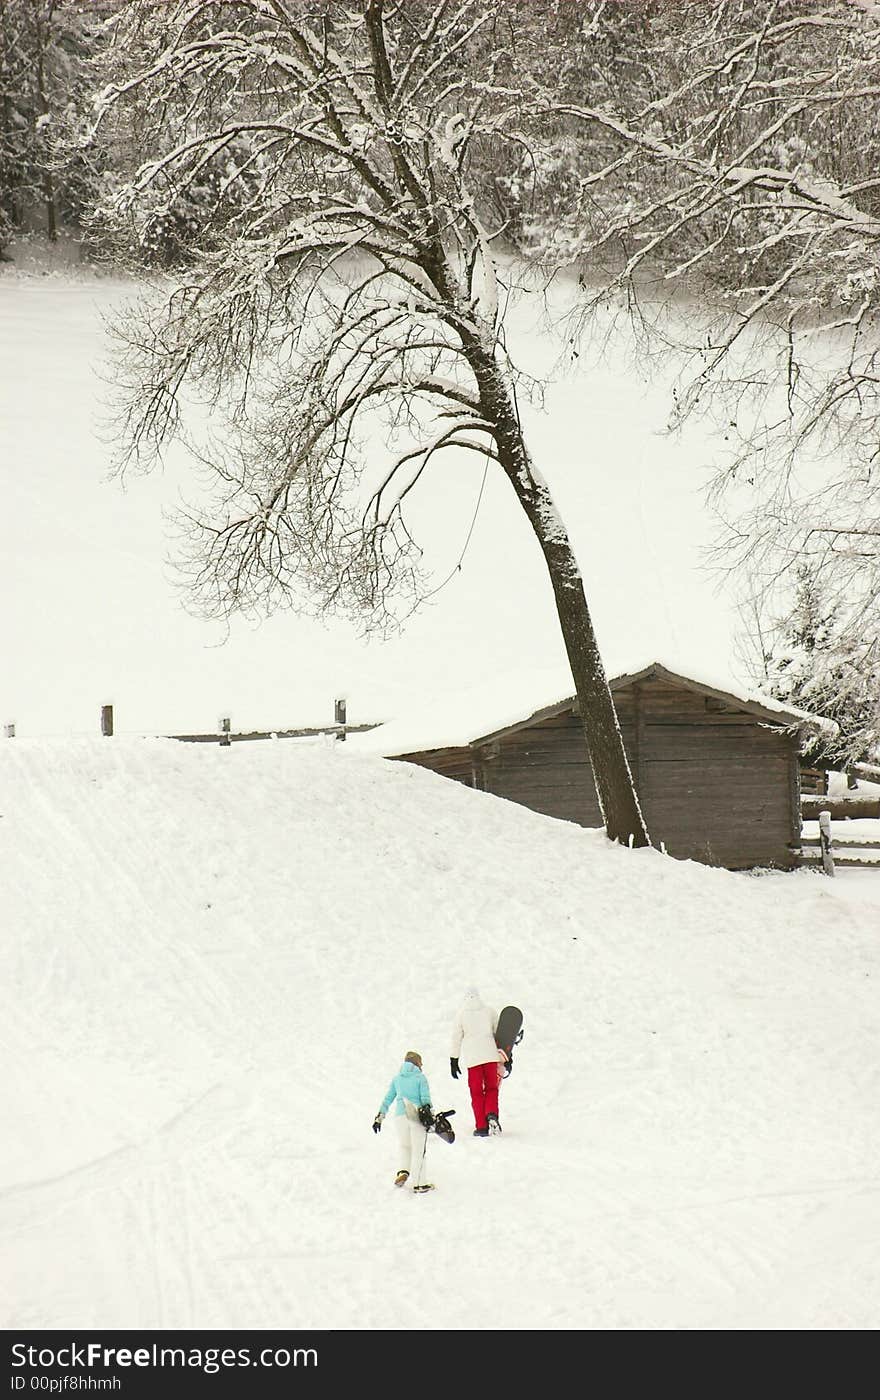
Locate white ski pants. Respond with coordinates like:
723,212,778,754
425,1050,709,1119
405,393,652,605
395,1115,429,1187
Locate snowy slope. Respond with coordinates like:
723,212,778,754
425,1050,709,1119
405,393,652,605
2,737,879,1330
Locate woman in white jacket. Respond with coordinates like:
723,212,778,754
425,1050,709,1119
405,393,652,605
450,988,506,1136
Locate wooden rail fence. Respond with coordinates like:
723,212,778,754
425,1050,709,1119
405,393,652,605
2,702,379,745
799,810,880,874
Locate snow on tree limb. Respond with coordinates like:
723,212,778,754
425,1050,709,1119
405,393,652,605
93,0,651,845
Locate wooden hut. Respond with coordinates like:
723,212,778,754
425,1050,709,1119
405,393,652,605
382,662,834,870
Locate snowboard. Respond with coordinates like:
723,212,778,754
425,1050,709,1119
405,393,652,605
495,1005,524,1079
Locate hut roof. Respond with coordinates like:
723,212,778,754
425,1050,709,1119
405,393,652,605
348,659,838,759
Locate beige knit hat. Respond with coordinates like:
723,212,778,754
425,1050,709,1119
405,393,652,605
404,1051,423,1068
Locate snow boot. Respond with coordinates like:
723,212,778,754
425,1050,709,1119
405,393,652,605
394,1171,409,1187
473,1127,489,1138
413,1183,436,1193
487,1113,502,1135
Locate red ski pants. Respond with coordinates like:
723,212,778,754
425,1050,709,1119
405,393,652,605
467,1062,500,1130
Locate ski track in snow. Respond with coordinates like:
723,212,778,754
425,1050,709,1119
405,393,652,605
2,738,879,1329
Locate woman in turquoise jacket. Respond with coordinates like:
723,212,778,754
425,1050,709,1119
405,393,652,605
372,1051,435,1192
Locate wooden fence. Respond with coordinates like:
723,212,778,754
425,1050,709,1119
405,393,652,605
801,793,880,821
2,703,379,746
799,810,880,874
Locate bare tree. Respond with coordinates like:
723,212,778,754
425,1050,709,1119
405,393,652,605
521,0,880,705
92,0,650,847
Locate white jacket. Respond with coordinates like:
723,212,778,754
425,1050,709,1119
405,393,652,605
450,990,500,1070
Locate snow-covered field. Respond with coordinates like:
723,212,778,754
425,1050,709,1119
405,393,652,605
0,262,743,741
2,736,879,1331
3,256,879,1336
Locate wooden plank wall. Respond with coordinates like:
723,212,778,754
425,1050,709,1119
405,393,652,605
629,680,799,868
467,679,799,869
477,712,602,827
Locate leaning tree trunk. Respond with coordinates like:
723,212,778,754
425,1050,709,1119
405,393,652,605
516,471,650,848
535,520,650,846
469,346,651,848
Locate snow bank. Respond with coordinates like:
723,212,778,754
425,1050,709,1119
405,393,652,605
2,738,879,1330
350,656,834,757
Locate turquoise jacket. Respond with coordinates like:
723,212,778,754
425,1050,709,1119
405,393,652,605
378,1060,432,1118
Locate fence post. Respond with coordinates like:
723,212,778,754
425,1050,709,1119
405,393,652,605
334,697,347,741
819,809,835,878
3,723,14,738
219,717,231,748
101,704,114,737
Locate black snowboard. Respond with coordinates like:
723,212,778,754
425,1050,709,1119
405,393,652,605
495,1005,524,1079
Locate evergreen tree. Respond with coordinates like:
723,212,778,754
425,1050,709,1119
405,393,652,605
0,0,120,253
768,567,880,769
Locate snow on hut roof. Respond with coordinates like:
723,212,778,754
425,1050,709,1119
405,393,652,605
346,658,838,759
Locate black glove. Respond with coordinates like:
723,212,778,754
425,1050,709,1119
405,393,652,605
450,1057,460,1079
372,1113,384,1134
